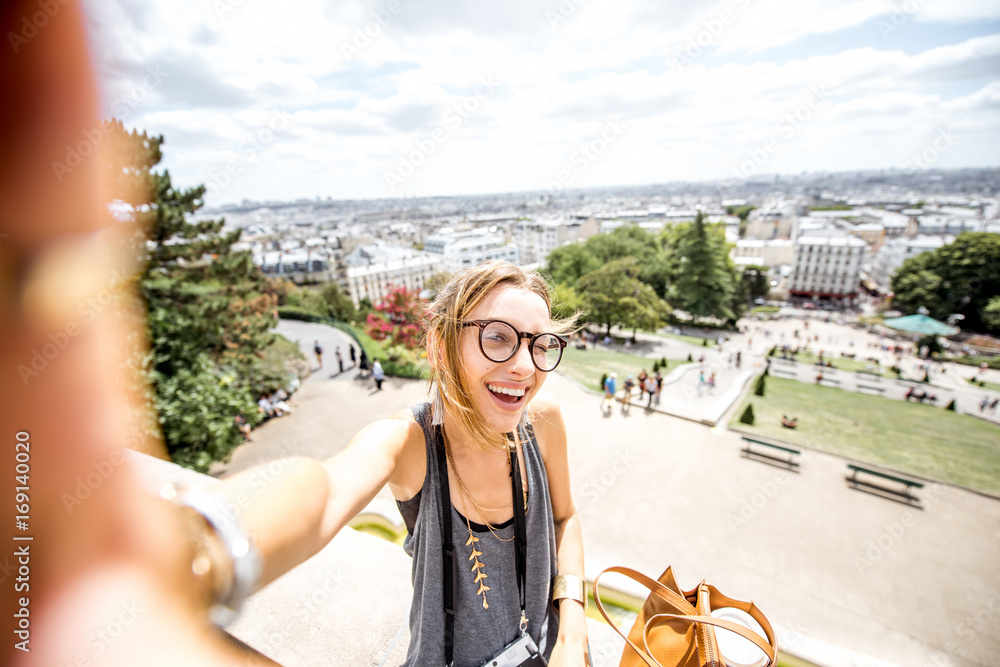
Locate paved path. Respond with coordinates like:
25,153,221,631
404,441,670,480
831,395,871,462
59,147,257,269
218,320,1000,667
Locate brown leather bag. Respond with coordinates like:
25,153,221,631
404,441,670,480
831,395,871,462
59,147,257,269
594,566,778,667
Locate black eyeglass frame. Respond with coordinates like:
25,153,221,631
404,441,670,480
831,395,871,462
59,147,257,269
461,319,568,371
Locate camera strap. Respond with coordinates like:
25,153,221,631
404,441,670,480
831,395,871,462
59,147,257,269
436,425,529,667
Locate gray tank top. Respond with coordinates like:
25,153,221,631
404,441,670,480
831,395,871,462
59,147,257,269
396,402,559,666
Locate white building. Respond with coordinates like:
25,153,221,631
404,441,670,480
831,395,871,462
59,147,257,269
512,219,565,266
731,239,795,268
870,235,954,294
255,248,333,284
789,234,867,302
424,228,519,272
343,249,444,307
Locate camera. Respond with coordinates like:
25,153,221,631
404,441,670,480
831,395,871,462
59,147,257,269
478,632,547,667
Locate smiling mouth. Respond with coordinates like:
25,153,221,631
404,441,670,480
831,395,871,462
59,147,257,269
487,383,527,404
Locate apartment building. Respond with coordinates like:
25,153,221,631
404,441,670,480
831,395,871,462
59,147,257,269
788,234,867,301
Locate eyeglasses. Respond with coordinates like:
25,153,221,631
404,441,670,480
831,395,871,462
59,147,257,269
461,319,567,372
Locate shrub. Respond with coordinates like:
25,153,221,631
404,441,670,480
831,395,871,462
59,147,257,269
702,338,708,347
754,375,766,396
661,357,667,367
652,361,659,373
687,353,693,362
945,399,956,411
768,346,776,357
739,403,755,425
599,372,608,392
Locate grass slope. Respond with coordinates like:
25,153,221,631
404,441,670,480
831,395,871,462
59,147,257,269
730,376,1000,496
558,346,675,392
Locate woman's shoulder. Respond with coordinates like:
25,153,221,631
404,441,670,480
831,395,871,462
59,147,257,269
527,390,565,441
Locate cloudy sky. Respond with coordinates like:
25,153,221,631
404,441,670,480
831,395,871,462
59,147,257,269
83,0,1000,205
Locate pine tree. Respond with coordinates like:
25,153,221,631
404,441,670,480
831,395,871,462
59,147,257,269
104,121,278,471
739,403,755,425
668,212,737,323
754,375,766,396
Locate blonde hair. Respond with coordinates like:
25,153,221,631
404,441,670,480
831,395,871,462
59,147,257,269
425,260,577,451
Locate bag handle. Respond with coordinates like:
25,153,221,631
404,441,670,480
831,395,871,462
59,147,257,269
594,567,777,667
643,613,777,664
593,567,697,667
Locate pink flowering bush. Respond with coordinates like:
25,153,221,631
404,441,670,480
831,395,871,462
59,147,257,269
365,285,426,350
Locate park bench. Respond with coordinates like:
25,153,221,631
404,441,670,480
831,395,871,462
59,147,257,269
817,376,841,386
846,464,924,505
740,436,801,470
769,366,797,377
857,384,885,395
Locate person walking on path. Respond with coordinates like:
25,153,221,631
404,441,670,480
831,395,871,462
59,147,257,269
359,348,370,377
637,369,648,404
349,344,357,368
372,358,385,391
708,371,716,393
653,370,663,406
336,346,344,374
623,375,635,408
314,340,323,369
603,372,617,412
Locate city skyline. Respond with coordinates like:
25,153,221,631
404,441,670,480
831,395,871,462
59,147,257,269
87,0,1000,204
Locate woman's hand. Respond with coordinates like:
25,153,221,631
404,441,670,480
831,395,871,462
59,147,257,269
548,599,591,667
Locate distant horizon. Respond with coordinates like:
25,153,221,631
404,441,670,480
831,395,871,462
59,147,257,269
200,166,1000,212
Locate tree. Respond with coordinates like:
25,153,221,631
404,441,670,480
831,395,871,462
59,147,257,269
891,233,1000,333
669,212,738,323
739,403,755,425
576,257,668,333
545,243,601,286
742,265,770,303
981,295,1000,331
551,282,583,322
754,375,766,396
319,282,356,322
576,258,670,336
585,226,673,298
104,121,277,471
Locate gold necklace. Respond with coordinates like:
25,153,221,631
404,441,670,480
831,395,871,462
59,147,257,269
442,427,517,611
443,429,515,542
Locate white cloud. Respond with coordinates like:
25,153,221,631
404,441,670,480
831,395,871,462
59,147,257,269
83,0,1000,202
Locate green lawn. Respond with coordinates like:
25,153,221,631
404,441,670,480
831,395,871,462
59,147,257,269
779,351,900,379
730,376,1000,496
558,346,679,392
966,377,1000,393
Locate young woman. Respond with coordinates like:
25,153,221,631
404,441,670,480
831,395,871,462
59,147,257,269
317,261,589,665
